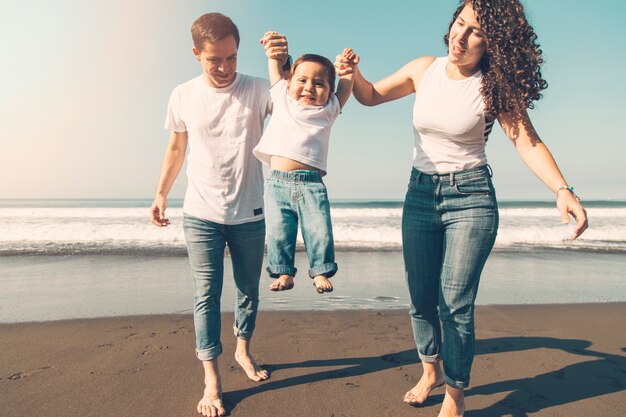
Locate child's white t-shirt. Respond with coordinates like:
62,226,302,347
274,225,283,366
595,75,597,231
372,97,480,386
165,73,271,224
253,79,341,176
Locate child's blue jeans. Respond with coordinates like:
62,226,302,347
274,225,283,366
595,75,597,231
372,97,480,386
264,169,338,279
402,165,499,389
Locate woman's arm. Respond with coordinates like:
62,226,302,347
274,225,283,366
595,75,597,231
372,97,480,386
347,56,435,106
498,110,588,239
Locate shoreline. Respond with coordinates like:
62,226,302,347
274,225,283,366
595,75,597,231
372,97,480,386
2,304,625,416
2,250,626,323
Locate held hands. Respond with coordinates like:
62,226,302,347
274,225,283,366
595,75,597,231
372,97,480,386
556,190,588,240
150,195,170,227
335,48,359,77
260,31,288,63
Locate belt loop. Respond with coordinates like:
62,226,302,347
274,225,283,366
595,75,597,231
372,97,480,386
486,164,494,178
416,172,422,183
449,172,455,186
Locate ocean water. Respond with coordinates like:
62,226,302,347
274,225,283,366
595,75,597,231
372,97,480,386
1,199,625,322
1,199,625,255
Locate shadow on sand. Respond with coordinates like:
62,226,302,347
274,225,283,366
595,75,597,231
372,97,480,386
223,336,625,415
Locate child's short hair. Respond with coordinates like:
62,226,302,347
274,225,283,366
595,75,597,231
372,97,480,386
191,13,240,50
290,54,336,94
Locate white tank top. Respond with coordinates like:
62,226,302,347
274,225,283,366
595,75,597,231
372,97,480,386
412,57,494,174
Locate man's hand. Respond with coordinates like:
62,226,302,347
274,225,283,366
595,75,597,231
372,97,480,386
260,31,288,63
150,194,170,227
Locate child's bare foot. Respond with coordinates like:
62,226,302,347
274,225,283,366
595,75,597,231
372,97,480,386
269,275,294,291
313,275,333,293
198,360,225,416
437,386,465,417
404,361,445,405
234,350,269,381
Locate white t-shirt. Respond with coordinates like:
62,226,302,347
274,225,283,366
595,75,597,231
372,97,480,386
412,57,494,174
165,73,271,224
253,79,341,176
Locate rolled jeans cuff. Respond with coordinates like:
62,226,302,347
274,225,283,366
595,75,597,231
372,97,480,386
266,265,297,278
309,262,338,278
233,324,253,340
418,352,440,363
445,375,469,389
196,343,223,361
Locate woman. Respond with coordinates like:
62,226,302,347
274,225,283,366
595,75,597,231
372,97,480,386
337,1,588,416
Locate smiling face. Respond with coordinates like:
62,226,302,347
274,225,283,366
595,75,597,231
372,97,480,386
288,61,332,106
447,3,488,73
193,36,238,88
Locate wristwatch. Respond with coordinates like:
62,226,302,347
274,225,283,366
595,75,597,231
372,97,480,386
282,55,292,72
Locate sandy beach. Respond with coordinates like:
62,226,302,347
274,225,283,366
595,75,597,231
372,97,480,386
2,304,625,417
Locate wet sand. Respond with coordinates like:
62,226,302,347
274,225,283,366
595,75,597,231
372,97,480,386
1,304,625,416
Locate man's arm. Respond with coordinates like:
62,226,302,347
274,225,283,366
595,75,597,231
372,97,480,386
150,130,188,227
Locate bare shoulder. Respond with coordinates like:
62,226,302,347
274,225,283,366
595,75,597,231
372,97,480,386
406,56,436,86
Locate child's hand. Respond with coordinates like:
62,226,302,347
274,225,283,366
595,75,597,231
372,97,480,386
260,31,288,61
335,48,359,76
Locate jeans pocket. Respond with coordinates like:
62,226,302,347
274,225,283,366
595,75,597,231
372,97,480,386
453,177,492,195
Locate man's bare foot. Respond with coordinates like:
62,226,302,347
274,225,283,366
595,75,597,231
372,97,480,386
235,350,268,381
313,275,333,293
197,390,225,417
235,337,269,381
269,275,294,291
198,359,225,417
437,386,465,417
404,361,445,405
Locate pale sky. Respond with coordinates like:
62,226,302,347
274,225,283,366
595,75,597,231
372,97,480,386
1,0,625,200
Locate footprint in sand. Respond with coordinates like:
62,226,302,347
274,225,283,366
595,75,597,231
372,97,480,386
140,345,170,356
8,366,52,380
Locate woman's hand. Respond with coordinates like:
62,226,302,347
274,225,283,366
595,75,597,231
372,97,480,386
556,190,588,239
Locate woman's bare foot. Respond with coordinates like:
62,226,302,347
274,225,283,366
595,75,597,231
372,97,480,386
313,275,333,293
198,359,226,417
404,361,445,405
235,337,269,381
437,386,465,417
269,275,294,291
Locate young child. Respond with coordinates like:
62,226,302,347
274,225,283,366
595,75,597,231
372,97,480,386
255,32,357,294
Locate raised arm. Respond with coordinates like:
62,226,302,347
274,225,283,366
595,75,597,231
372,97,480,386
260,31,289,85
336,54,435,106
498,110,588,239
335,48,357,108
150,130,188,227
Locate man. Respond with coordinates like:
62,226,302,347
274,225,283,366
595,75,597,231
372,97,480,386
150,13,287,417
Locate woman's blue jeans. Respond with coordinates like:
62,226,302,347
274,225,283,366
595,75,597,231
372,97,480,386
183,214,265,361
402,165,498,388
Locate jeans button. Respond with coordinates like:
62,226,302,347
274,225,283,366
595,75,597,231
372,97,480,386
433,174,439,180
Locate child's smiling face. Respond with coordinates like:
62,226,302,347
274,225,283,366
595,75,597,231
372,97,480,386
288,61,331,106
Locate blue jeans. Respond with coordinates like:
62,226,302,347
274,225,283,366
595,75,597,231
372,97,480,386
402,165,498,388
264,170,337,279
183,214,265,361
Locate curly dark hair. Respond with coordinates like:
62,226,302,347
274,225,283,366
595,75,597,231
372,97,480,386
444,0,548,120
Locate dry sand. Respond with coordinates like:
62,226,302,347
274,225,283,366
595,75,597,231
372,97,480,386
2,304,625,417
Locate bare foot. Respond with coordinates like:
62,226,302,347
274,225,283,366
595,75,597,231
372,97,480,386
437,386,465,417
197,390,225,417
313,275,333,293
269,275,294,291
235,337,269,382
404,361,445,405
198,359,225,416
